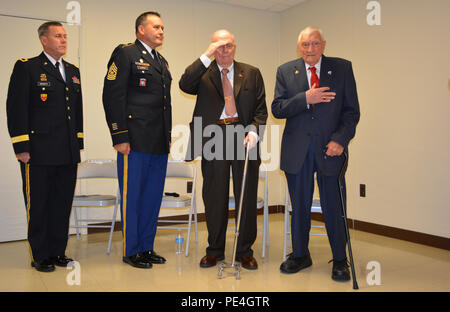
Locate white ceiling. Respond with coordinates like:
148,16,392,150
205,0,308,13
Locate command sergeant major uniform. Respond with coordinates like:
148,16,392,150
102,39,172,267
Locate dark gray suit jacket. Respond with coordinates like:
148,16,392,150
179,58,267,160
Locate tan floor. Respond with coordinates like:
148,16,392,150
0,213,449,292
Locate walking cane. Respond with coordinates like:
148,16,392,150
338,151,359,290
218,146,250,280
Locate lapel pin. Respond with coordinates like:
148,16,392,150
295,70,299,75
239,73,243,78
328,71,332,75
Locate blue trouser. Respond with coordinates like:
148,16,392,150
117,150,168,257
285,139,347,261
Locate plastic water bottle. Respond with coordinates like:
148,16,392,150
175,231,184,255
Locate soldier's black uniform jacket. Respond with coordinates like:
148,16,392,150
6,53,84,165
102,39,172,154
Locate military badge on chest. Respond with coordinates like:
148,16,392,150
139,78,147,87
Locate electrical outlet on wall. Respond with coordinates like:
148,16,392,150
360,184,366,197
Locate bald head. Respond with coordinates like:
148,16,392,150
212,29,235,42
211,29,236,67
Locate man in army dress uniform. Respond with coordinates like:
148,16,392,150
6,21,83,272
102,12,172,269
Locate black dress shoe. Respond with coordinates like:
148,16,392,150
142,251,166,264
31,259,55,272
280,252,312,274
50,255,74,267
123,254,152,269
331,258,350,281
199,255,224,268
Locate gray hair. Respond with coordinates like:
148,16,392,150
38,21,63,37
297,26,325,43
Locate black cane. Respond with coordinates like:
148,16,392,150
338,151,359,290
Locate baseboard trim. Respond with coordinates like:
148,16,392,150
87,205,450,251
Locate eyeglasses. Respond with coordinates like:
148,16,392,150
218,43,235,51
300,41,322,49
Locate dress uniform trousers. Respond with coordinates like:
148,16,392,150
20,162,77,262
117,151,168,257
285,139,347,261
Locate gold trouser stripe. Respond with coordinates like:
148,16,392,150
122,154,128,257
25,164,34,261
77,132,84,138
12,134,30,144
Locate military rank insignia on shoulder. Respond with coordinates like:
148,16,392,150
122,42,134,48
19,58,28,62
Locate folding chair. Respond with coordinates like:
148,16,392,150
228,164,269,258
157,161,198,256
71,159,120,254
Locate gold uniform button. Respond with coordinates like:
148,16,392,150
68,116,71,120
42,87,46,91
164,96,167,99
67,106,71,110
66,97,69,101
31,130,35,134
128,115,132,118
65,87,69,91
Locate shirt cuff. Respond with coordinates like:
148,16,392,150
249,131,259,141
200,54,212,68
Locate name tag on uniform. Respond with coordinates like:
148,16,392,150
135,61,150,71
37,81,51,87
139,78,147,87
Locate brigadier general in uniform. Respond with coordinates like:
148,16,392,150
102,11,171,269
6,21,83,272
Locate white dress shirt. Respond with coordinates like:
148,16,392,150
44,51,66,82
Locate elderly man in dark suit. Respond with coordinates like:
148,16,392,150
103,11,171,269
179,29,267,270
272,26,360,281
6,21,83,272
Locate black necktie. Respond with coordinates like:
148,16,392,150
55,61,65,82
151,49,162,68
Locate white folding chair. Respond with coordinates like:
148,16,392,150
228,164,269,258
283,182,326,261
71,159,120,254
157,161,198,256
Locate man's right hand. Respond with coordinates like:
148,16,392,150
16,152,30,163
114,143,130,155
306,84,336,106
203,40,230,58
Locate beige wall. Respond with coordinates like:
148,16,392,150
0,0,281,240
280,0,450,237
1,0,448,241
